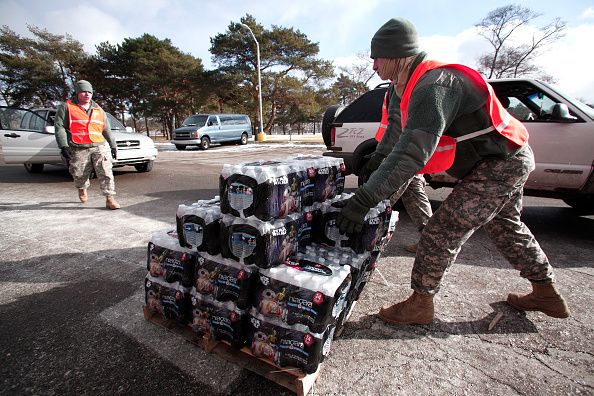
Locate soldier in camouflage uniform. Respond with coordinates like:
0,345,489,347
337,17,569,324
55,80,121,210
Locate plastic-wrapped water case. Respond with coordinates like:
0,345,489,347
313,194,394,254
220,214,299,269
253,258,351,333
190,291,247,349
289,155,345,204
144,274,190,323
176,200,223,255
219,160,308,221
191,253,257,309
247,310,335,374
293,209,315,252
300,244,372,303
147,229,197,287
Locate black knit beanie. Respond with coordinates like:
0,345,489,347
370,17,420,59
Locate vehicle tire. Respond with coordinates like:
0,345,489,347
240,132,248,145
200,136,210,150
563,195,594,212
322,105,341,147
24,163,44,173
175,144,186,150
134,161,154,173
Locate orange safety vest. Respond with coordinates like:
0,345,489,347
66,100,106,145
375,88,390,142
394,61,528,174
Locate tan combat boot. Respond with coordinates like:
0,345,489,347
106,196,121,210
507,283,570,318
378,292,434,325
78,188,88,203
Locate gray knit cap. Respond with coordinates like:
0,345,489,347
370,17,420,59
74,80,93,94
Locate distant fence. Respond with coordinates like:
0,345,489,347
266,122,322,135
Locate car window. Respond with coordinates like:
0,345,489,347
182,115,208,127
20,112,32,129
207,116,219,126
0,107,47,132
106,112,126,131
504,97,537,121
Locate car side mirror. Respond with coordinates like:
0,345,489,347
125,126,134,132
551,103,577,122
45,125,55,134
207,121,213,126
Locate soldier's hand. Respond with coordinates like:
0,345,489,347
111,147,117,160
60,147,71,161
336,188,375,235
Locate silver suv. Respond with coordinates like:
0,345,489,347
0,106,158,173
322,79,594,211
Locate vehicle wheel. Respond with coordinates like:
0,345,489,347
134,161,154,173
240,132,248,145
200,136,210,150
24,163,44,173
322,105,341,147
563,195,594,212
175,144,186,150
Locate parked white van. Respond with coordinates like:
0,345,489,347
171,114,252,150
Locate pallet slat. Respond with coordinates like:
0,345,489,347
143,306,320,396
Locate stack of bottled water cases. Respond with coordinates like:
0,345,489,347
145,154,397,374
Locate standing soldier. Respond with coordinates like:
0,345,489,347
337,17,569,324
55,80,121,210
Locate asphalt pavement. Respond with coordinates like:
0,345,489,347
0,136,593,396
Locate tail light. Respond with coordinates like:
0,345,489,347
330,127,336,146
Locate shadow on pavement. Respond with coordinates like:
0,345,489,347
338,302,538,341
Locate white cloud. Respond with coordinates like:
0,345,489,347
580,6,594,19
44,6,128,53
538,23,594,103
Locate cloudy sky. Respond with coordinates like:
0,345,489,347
1,0,593,102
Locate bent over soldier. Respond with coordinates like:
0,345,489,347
55,80,121,210
336,17,569,325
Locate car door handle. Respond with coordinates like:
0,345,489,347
3,133,20,138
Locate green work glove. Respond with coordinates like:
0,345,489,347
336,187,377,235
364,152,386,174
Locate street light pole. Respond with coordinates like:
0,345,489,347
240,23,265,142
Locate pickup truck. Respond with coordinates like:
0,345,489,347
321,78,594,211
0,106,158,173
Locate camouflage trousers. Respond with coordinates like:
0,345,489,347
390,174,433,230
412,145,554,294
67,145,116,196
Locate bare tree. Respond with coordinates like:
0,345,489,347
476,4,566,80
337,51,376,94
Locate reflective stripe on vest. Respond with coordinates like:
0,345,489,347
375,89,390,142
399,60,528,174
66,100,106,145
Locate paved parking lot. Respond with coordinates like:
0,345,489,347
0,141,593,395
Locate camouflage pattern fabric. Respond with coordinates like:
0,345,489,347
389,174,433,231
67,145,116,196
412,145,554,294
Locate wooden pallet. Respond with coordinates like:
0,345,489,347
143,306,321,396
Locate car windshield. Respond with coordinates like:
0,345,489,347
540,81,594,120
182,115,208,127
106,113,127,131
